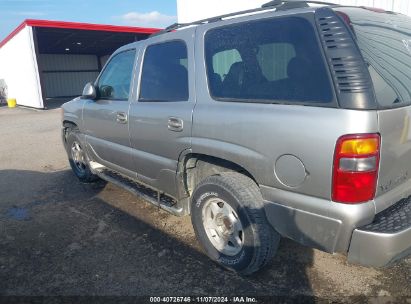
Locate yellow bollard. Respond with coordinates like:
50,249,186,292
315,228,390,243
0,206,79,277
7,98,16,108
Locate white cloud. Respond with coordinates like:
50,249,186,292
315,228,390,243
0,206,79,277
119,11,176,28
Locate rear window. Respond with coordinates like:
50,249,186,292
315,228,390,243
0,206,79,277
204,16,333,104
338,8,411,108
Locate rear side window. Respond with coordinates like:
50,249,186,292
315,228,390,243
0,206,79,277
338,8,411,108
140,40,189,102
205,16,333,104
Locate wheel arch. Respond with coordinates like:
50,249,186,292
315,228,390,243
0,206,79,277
178,152,259,198
62,121,79,145
63,120,78,128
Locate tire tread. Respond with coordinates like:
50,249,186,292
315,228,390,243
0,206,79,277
195,172,279,275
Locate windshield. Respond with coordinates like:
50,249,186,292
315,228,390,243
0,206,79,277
338,7,411,108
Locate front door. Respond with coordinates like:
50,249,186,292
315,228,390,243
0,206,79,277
83,48,137,174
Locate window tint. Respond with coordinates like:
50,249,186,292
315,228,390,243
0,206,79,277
338,8,411,108
97,50,136,100
205,17,333,103
140,41,189,102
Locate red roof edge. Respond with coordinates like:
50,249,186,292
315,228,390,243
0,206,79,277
0,19,161,49
0,20,26,49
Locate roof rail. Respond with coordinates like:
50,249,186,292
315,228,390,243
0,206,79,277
262,0,337,8
151,0,337,37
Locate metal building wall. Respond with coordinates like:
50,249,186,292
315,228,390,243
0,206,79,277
39,54,99,98
0,26,43,108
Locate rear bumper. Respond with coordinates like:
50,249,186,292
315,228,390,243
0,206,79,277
261,185,411,267
261,185,375,254
348,197,411,267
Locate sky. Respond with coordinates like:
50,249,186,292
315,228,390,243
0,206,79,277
0,0,177,41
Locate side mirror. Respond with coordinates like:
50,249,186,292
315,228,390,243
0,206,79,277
81,83,97,99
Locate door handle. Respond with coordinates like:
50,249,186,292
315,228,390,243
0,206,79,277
116,112,128,124
168,117,183,132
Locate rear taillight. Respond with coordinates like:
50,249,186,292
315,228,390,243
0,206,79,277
332,134,380,204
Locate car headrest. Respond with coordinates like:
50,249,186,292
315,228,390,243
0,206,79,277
223,62,245,86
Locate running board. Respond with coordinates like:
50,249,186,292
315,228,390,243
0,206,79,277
92,165,186,216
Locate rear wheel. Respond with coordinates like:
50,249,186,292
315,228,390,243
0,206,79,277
65,128,99,183
191,172,280,275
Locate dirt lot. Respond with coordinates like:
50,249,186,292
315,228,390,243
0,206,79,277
0,105,410,300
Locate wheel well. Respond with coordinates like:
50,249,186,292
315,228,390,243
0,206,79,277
63,121,77,129
182,154,257,196
62,121,78,144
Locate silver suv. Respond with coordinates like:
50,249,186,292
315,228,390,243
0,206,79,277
62,1,411,274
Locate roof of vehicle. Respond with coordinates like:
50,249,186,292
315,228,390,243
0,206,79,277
117,2,397,52
155,0,398,38
118,2,331,51
154,0,339,36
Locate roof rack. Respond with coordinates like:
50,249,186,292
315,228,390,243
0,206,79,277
262,0,337,8
151,0,337,37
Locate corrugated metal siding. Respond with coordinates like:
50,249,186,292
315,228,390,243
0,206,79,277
40,54,99,98
40,54,98,71
42,72,99,97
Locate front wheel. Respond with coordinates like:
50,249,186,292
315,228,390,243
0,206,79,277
65,128,99,183
191,172,280,275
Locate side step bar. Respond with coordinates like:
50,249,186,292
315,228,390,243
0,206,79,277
91,164,188,216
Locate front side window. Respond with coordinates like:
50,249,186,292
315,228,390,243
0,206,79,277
97,49,136,100
140,40,189,102
205,16,333,104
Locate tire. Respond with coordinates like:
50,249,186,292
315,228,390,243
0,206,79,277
191,172,280,275
65,127,99,183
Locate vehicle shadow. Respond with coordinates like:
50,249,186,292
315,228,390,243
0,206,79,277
0,169,316,298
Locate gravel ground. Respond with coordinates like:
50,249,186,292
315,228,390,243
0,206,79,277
0,105,410,301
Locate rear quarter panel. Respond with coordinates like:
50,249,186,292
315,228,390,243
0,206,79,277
193,14,379,201
191,100,378,200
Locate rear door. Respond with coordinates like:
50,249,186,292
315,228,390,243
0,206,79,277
83,48,137,174
128,29,196,197
339,8,411,207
